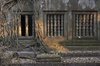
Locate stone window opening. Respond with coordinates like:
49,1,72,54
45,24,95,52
20,15,33,36
73,11,97,39
45,13,64,37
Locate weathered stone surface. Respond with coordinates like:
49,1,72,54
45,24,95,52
62,57,100,63
36,53,61,62
16,51,37,59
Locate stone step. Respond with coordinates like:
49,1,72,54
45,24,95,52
18,37,34,40
64,43,100,46
15,37,36,45
36,53,61,62
59,50,100,57
65,46,100,50
15,39,51,53
14,40,37,51
13,51,36,59
72,40,100,43
15,40,37,46
13,51,61,62
63,40,100,46
9,63,100,66
62,57,100,63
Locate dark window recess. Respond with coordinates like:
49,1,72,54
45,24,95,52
21,15,26,36
74,12,97,38
46,14,64,37
28,15,33,36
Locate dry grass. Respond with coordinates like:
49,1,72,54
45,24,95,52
44,38,69,53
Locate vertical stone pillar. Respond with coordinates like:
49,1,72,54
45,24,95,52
26,15,29,36
19,15,21,36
